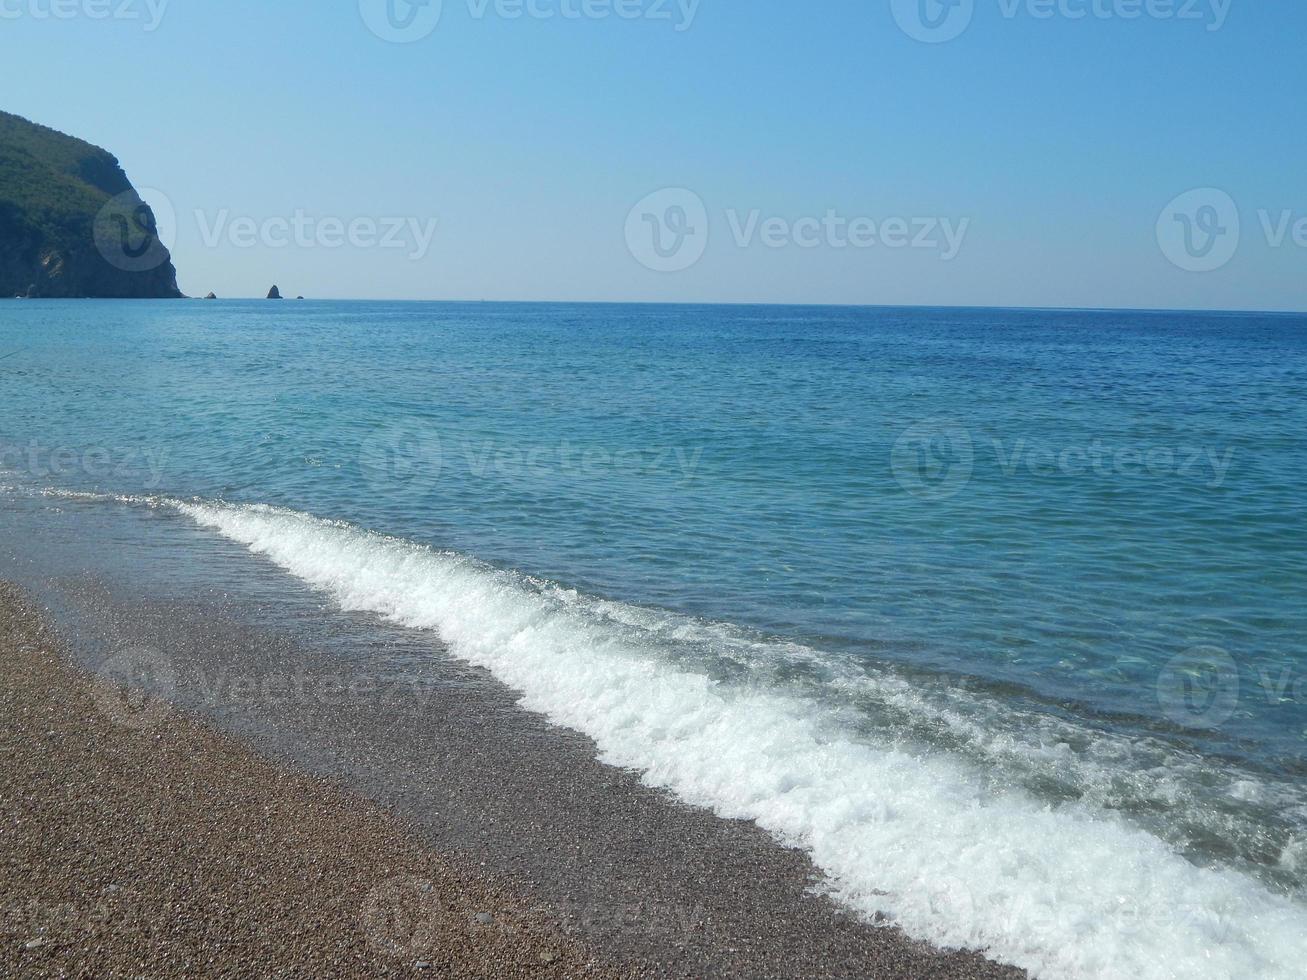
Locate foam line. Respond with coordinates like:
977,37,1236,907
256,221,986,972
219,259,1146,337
158,499,1307,980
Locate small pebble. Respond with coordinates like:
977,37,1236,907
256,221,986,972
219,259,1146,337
474,911,494,926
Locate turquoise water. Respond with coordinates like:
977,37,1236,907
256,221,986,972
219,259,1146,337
3,300,1306,977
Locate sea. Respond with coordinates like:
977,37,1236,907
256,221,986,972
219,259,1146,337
1,300,1305,978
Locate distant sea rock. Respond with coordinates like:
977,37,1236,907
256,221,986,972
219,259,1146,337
0,110,182,299
203,291,217,300
267,285,282,300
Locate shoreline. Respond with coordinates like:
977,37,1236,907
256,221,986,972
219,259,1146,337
0,572,1021,979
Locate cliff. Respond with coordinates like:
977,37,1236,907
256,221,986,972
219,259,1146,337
0,111,182,298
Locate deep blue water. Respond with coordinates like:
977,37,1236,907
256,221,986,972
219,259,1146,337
2,300,1306,974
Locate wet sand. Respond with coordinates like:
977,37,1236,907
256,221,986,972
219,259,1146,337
0,576,1022,979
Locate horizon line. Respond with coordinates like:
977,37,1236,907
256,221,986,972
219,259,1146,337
40,296,1307,317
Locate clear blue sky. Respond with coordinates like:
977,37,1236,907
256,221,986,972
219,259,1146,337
2,0,1304,309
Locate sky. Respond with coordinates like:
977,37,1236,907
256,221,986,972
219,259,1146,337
1,0,1304,310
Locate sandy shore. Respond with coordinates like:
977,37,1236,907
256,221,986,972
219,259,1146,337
0,566,1022,979
0,583,618,978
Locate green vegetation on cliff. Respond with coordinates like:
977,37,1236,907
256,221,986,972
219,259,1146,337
0,111,181,298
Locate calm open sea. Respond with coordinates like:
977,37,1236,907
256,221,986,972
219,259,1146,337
2,300,1305,978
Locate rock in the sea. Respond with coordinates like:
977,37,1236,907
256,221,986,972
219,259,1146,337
267,285,282,300
203,292,217,300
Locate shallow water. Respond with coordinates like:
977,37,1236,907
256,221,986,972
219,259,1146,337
2,300,1305,978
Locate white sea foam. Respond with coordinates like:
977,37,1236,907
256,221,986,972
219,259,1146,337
131,497,1307,980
